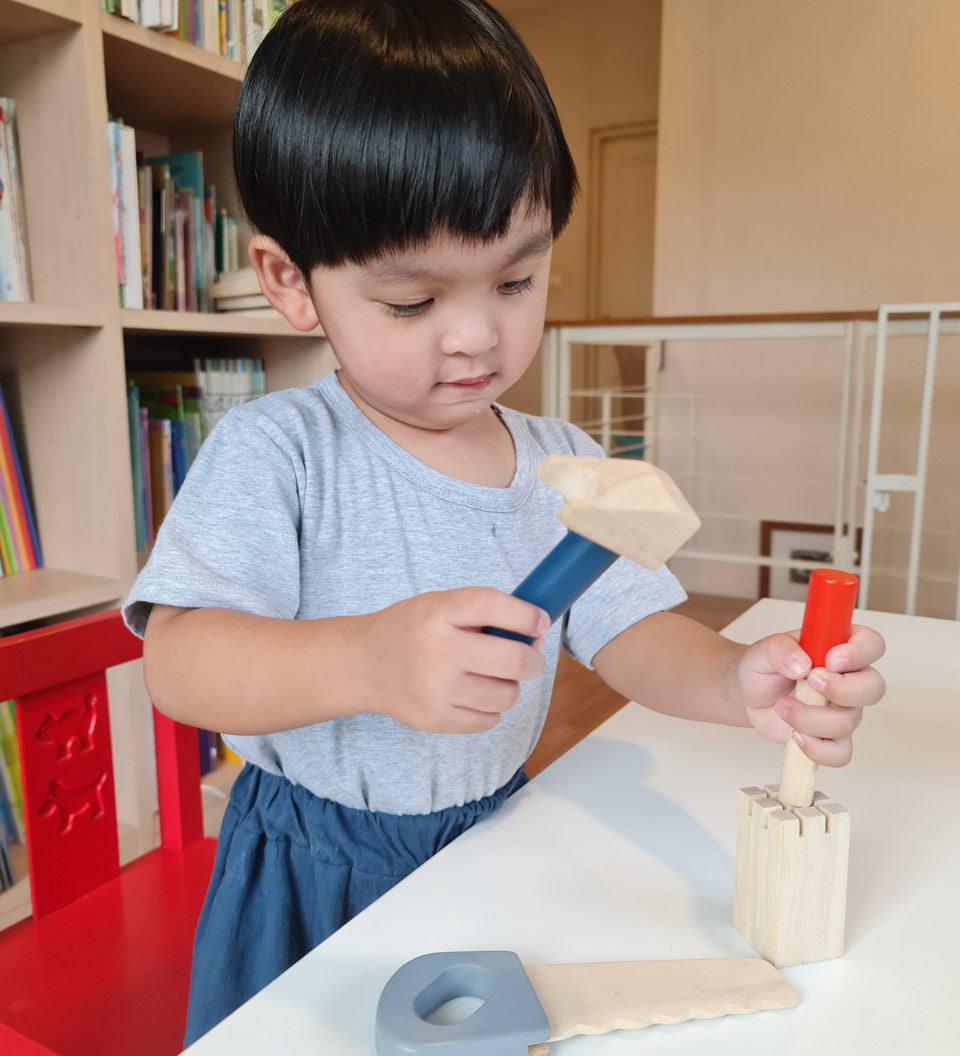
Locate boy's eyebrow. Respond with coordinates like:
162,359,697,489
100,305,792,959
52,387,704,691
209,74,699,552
362,229,554,284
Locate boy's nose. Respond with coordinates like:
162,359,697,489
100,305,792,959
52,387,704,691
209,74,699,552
440,313,498,357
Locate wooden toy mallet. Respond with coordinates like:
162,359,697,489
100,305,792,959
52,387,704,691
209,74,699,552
734,568,859,967
486,455,701,642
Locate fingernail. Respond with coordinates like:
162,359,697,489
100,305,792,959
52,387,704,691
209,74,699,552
808,671,827,693
774,700,788,720
791,731,806,749
536,610,551,635
831,652,851,672
786,655,807,678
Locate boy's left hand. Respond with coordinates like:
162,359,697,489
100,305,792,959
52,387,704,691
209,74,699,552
733,625,886,766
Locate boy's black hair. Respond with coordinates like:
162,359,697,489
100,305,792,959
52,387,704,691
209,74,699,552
234,0,578,275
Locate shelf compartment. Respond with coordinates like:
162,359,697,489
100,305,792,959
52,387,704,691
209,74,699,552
0,0,81,47
0,567,127,628
101,13,244,131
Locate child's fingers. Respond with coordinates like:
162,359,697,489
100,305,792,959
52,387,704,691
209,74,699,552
435,702,506,735
748,630,809,682
448,586,550,642
805,664,886,710
824,623,886,672
775,696,863,741
462,628,547,684
789,730,854,768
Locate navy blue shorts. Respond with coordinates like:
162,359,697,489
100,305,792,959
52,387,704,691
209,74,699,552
183,762,527,1045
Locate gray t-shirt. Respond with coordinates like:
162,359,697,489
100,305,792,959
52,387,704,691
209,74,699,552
123,370,685,814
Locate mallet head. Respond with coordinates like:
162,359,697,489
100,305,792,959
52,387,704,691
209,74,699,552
536,456,701,568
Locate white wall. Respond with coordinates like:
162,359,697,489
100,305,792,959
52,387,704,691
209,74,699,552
655,0,960,615
655,0,960,314
499,0,662,415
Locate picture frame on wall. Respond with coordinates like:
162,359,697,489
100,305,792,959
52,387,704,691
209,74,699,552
758,520,861,601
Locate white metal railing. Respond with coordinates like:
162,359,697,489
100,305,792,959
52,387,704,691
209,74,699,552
859,304,960,616
540,307,960,618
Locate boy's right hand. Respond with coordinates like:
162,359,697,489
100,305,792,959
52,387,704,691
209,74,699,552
356,588,549,734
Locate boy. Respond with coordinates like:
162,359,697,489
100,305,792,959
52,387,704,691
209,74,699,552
123,0,885,1043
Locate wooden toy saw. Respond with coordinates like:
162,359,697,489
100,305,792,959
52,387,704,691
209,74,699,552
375,950,796,1055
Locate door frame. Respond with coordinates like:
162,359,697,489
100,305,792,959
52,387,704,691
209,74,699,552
586,119,658,319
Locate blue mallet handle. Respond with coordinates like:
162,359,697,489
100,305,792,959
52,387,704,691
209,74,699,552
485,530,619,643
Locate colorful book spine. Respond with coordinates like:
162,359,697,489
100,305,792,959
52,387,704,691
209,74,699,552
0,701,24,840
0,99,31,302
107,121,124,304
147,418,174,535
0,436,19,574
140,407,154,545
0,382,41,572
127,381,148,554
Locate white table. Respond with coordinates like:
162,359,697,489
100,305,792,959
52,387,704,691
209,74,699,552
183,601,959,1055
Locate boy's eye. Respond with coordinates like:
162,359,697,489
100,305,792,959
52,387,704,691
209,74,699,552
382,299,432,319
501,276,536,295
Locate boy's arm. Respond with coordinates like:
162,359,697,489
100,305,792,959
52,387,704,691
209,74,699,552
591,612,752,728
592,611,885,766
143,591,549,736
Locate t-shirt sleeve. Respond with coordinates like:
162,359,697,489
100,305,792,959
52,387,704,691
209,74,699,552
562,560,687,669
550,421,689,668
122,406,304,637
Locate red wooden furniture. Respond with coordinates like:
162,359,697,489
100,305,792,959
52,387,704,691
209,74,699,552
0,609,218,1056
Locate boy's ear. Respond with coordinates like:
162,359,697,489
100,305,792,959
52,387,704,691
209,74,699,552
247,235,320,332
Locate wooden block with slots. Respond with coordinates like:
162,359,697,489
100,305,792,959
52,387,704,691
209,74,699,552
734,784,850,967
733,568,858,968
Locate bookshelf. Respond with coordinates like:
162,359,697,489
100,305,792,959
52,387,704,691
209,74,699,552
0,0,334,904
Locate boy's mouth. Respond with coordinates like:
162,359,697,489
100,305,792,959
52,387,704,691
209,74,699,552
441,373,494,390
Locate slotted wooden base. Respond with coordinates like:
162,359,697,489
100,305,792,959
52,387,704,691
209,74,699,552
733,784,850,968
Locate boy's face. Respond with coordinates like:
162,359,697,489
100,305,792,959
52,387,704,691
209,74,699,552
306,207,554,433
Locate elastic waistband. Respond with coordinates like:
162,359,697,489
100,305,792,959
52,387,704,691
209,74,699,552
225,763,527,879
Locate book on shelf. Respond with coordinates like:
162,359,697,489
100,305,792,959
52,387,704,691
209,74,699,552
0,99,32,304
104,128,245,312
150,161,176,311
126,382,149,554
215,293,272,311
106,121,124,304
193,356,266,431
0,701,24,843
0,840,13,891
0,697,24,889
136,0,179,34
208,265,260,301
140,406,153,546
117,122,144,309
0,747,23,853
146,418,174,537
125,358,264,547
208,267,276,314
103,0,297,62
246,0,289,61
144,151,205,312
215,207,240,274
0,381,42,576
137,155,154,309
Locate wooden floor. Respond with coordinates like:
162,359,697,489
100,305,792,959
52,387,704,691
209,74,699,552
525,593,754,777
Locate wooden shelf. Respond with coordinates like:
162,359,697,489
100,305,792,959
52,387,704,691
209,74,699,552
0,0,332,874
0,567,128,629
101,12,244,131
0,302,105,328
0,0,82,47
121,308,321,338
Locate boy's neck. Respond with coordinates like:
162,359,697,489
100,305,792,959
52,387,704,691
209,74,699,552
337,373,517,488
